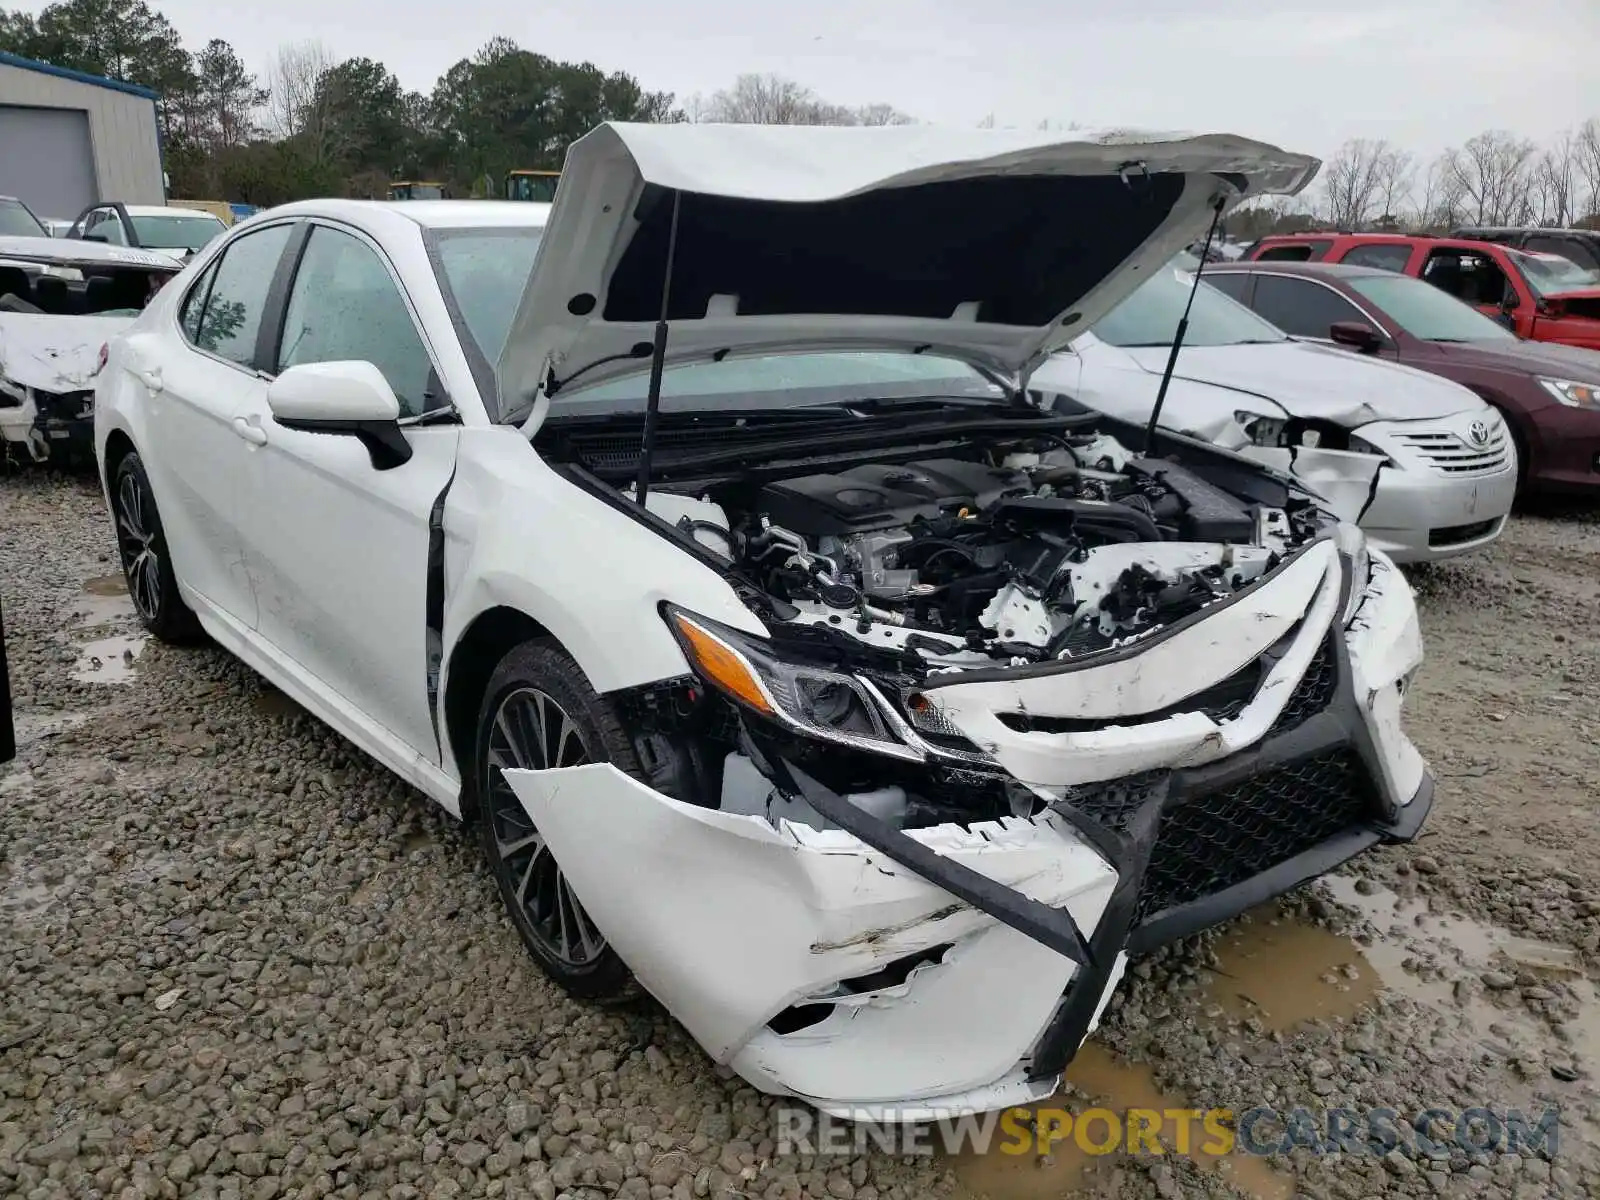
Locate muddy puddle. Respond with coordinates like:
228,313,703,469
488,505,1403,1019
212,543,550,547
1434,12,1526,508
71,633,145,683
67,575,148,684
953,875,1599,1199
954,1039,1292,1200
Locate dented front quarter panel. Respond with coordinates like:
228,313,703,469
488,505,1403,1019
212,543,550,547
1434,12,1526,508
1344,551,1427,804
503,762,1117,1108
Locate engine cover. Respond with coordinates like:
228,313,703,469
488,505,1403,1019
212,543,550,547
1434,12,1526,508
758,459,1032,536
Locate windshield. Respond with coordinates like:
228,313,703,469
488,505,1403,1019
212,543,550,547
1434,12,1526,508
564,352,1004,415
1513,250,1600,298
130,214,225,251
1092,261,1289,348
432,224,1003,417
1349,274,1515,342
432,226,548,365
0,199,46,238
508,175,559,203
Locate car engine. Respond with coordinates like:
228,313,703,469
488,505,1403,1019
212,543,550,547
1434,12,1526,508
652,433,1322,668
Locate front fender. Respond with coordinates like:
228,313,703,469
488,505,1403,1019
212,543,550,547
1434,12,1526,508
436,430,768,759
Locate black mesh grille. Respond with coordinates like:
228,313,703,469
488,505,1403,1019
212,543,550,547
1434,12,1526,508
1265,640,1337,737
1133,749,1378,925
1056,769,1167,836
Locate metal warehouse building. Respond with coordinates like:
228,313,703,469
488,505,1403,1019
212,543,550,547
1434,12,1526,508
0,51,165,224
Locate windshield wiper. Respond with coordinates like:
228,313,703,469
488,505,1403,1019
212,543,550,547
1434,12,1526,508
398,404,459,428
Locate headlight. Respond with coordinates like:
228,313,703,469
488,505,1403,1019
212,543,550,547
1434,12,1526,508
664,607,922,761
1537,378,1600,409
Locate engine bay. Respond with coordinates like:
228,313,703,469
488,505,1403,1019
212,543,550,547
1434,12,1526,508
639,430,1328,670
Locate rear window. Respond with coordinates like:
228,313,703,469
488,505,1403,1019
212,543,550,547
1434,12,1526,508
1255,240,1331,262
0,199,46,238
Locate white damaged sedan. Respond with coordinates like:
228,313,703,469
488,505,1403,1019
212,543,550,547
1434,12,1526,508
94,122,1433,1119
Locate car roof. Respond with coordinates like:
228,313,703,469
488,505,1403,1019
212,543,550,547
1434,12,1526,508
1209,260,1396,280
254,198,551,231
122,205,223,219
1455,225,1600,236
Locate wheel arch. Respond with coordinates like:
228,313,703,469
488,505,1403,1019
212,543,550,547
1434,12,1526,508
443,605,554,824
100,427,137,499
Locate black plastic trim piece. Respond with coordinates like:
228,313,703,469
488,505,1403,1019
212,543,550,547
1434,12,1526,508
272,416,414,471
425,465,457,761
257,221,312,373
790,773,1097,970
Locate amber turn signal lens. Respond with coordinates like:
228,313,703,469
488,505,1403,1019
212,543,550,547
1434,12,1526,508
670,614,776,717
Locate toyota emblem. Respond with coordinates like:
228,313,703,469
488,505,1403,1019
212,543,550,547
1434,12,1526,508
1468,419,1491,447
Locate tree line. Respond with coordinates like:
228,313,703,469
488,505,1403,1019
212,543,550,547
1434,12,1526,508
3,0,1593,237
0,1,909,206
1234,125,1600,241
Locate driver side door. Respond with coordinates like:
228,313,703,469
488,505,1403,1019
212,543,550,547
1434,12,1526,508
242,219,460,773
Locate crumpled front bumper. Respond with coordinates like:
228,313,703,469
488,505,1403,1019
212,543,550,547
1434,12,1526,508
504,535,1433,1119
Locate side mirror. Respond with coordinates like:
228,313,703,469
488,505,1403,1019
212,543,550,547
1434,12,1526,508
1328,321,1383,354
267,361,413,470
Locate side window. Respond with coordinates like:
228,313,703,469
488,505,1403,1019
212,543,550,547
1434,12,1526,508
179,260,220,343
1203,272,1251,302
1338,243,1413,273
276,225,434,417
1422,250,1511,308
1250,276,1366,339
1256,240,1331,262
187,224,294,365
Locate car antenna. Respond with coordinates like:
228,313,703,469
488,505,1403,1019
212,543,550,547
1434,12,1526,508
1144,195,1227,457
635,188,683,508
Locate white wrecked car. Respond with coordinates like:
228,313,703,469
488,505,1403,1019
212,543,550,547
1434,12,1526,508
0,235,181,463
1033,257,1518,562
93,122,1433,1119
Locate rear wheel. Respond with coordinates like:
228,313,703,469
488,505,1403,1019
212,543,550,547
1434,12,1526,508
473,640,636,999
112,450,202,643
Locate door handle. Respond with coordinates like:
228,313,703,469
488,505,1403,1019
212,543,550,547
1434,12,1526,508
232,417,268,446
130,365,162,392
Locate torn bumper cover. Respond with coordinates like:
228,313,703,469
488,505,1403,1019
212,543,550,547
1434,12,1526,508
504,537,1432,1119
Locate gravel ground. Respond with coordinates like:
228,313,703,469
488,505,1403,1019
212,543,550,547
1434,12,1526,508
2,467,1599,1200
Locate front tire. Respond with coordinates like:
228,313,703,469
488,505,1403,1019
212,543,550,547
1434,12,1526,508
473,640,635,1000
112,450,202,644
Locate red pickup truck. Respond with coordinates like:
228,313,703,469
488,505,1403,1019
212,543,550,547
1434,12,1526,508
1242,233,1600,350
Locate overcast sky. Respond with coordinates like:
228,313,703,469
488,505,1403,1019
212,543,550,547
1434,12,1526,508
55,0,1600,159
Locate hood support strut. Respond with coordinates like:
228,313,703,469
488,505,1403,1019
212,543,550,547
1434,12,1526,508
634,188,683,508
1143,195,1226,456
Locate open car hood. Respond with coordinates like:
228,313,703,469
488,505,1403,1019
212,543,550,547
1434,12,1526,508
505,123,1320,431
0,235,181,272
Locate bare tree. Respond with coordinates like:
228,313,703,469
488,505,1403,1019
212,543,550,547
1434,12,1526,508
1373,147,1416,226
1414,153,1466,230
701,73,911,126
855,102,914,127
1534,130,1579,227
266,40,337,149
1444,130,1539,225
1575,117,1600,223
1319,138,1390,229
